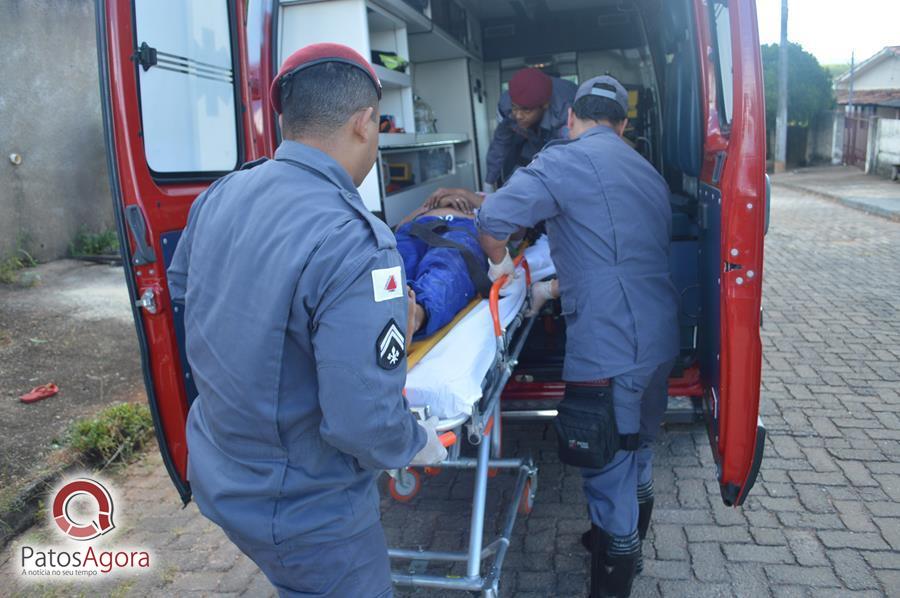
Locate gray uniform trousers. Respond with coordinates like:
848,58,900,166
581,358,675,537
224,523,393,598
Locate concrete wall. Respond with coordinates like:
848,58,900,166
872,118,900,178
0,0,113,262
831,112,845,165
806,112,835,164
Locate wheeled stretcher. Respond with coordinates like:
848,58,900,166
386,237,556,597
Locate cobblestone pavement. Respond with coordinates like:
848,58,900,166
3,186,899,597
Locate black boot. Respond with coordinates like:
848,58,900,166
635,480,654,574
581,482,653,555
589,524,608,598
590,527,641,598
637,480,654,540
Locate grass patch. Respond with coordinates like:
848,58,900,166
70,229,119,256
0,255,24,284
0,248,37,284
68,403,154,466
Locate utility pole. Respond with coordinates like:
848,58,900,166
774,0,789,173
848,50,855,112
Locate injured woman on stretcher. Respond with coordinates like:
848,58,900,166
397,187,558,420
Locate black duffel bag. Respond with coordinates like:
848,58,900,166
554,382,639,469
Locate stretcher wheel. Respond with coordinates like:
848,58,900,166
389,469,421,502
518,479,534,515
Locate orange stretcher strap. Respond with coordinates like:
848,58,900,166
489,254,530,338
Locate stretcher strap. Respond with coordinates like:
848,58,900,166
407,298,480,370
489,255,530,338
405,220,494,298
407,243,532,368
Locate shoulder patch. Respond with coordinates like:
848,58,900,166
372,266,403,302
376,319,405,370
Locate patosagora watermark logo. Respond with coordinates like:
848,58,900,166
53,478,115,540
18,475,152,581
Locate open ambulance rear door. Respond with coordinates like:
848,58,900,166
695,0,767,506
96,0,266,502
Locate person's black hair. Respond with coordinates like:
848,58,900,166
280,62,378,138
572,83,626,125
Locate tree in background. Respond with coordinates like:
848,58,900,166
762,42,834,131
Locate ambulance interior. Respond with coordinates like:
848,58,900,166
277,0,721,405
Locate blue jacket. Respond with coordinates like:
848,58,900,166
478,125,679,380
485,77,577,186
395,215,486,338
167,140,425,547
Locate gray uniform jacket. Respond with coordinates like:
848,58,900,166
478,125,679,381
168,140,426,547
485,77,577,186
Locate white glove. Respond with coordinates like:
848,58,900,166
525,280,556,317
410,416,448,466
487,249,517,293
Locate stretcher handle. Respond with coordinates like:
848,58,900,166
489,255,530,338
439,431,457,448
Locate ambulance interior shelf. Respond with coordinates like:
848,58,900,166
378,134,475,228
381,145,453,193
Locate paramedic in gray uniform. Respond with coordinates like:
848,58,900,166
167,43,446,598
484,67,576,188
477,75,678,598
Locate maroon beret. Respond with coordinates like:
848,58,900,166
270,42,382,114
508,68,552,109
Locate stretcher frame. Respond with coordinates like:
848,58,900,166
387,256,539,597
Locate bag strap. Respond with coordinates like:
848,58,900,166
619,433,641,451
406,220,494,298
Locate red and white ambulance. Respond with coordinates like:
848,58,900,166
97,0,766,519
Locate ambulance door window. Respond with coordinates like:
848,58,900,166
133,0,239,176
709,1,734,127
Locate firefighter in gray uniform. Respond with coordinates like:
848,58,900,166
167,43,446,598
477,76,678,597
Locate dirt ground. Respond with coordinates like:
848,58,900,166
0,260,143,515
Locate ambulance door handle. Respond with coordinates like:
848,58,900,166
764,174,771,235
125,205,157,265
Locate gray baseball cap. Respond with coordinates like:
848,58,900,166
574,75,629,114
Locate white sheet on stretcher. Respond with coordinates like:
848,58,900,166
405,235,556,420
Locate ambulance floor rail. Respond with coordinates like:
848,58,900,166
388,255,538,597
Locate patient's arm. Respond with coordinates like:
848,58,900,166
406,286,427,343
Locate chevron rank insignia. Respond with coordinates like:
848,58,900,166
376,319,405,370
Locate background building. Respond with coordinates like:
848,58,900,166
832,46,900,176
